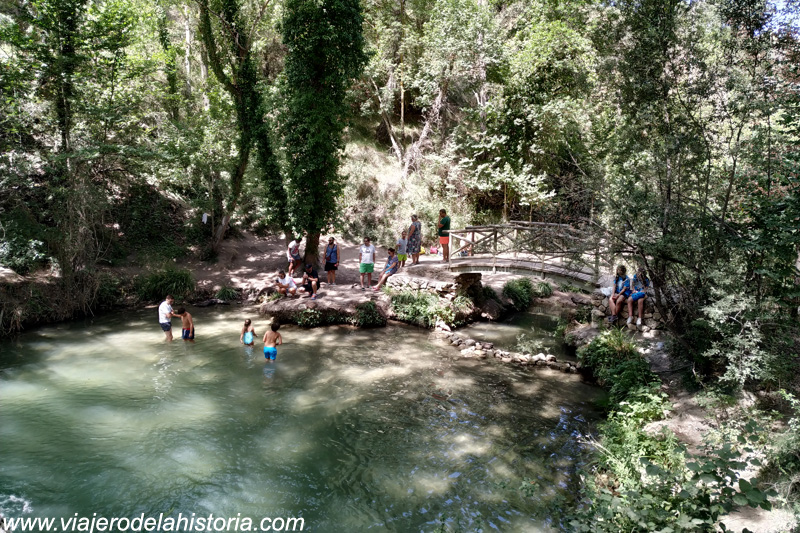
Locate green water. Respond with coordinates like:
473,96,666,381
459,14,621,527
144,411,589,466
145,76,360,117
0,306,604,532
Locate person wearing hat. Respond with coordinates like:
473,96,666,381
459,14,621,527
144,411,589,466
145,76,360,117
300,263,320,300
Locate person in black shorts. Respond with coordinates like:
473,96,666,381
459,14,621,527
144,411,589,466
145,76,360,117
301,264,320,300
324,237,339,285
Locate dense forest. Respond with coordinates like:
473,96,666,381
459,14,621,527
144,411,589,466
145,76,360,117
1,0,800,529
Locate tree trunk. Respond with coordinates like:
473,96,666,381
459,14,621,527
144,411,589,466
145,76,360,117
304,232,321,268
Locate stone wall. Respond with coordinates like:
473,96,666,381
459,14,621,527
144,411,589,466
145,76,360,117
385,271,482,301
589,289,664,332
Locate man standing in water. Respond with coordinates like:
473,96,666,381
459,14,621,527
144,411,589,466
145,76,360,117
158,295,177,342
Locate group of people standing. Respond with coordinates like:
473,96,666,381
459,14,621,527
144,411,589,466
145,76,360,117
278,209,452,296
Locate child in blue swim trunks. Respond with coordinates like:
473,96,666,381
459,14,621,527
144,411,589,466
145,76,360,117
262,322,282,361
240,318,257,346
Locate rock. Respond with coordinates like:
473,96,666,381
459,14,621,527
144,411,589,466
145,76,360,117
480,299,505,321
451,339,462,346
591,309,605,319
645,319,658,329
477,352,488,359
474,342,483,350
644,312,653,319
531,353,546,363
560,363,571,373
627,323,637,331
195,298,231,307
483,342,494,350
569,365,579,374
464,339,476,347
571,294,592,306
494,352,503,359
545,354,557,362
602,297,609,307
501,357,513,363
546,361,559,369
461,347,475,355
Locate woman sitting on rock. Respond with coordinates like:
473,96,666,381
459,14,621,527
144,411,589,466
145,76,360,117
608,264,630,324
627,268,650,326
372,248,399,291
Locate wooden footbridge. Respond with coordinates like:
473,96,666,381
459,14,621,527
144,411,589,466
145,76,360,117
446,221,601,286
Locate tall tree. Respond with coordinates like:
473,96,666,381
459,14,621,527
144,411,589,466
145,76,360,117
281,0,367,264
197,0,282,251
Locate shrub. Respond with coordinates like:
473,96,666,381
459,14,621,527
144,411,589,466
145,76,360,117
295,308,323,328
135,268,195,302
482,285,499,301
353,301,386,327
535,281,553,297
95,273,124,309
215,287,239,301
390,290,455,327
575,305,591,324
578,329,658,405
502,278,535,310
572,419,776,533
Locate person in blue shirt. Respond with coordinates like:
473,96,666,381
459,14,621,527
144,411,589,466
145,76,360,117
608,264,631,324
372,248,399,291
627,268,651,326
324,237,339,285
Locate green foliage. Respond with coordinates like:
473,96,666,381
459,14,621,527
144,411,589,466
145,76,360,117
94,272,124,309
114,183,185,259
295,308,323,328
578,329,657,405
281,0,367,248
502,277,535,311
574,305,591,324
515,332,545,355
353,301,386,328
535,281,553,297
215,287,239,301
763,391,800,498
135,268,195,302
572,419,776,533
390,290,455,327
0,219,51,275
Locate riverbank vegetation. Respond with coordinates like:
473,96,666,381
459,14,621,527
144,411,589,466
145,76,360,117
2,0,799,528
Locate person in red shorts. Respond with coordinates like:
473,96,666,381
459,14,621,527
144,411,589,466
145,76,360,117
437,209,451,263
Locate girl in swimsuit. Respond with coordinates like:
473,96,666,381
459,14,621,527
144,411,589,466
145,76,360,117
240,319,257,346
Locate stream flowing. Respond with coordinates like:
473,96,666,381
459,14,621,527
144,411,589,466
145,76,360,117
0,306,604,532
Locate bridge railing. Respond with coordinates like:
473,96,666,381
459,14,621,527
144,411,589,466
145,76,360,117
447,221,600,280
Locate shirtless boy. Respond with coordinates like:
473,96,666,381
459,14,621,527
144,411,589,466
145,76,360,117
262,322,282,361
174,307,195,342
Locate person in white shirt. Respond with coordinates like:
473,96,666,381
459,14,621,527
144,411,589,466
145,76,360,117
275,270,297,297
158,295,177,342
287,237,303,276
359,236,376,290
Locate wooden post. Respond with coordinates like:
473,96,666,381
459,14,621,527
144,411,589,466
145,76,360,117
493,228,497,273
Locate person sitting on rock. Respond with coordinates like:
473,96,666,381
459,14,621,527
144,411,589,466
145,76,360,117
608,264,630,324
627,268,650,326
275,270,297,297
300,263,320,300
372,248,399,291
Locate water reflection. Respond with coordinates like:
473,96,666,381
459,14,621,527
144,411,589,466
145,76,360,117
0,306,603,532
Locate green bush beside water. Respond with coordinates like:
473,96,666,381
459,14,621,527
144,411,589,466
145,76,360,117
502,278,535,310
390,290,455,327
354,301,386,328
135,268,195,302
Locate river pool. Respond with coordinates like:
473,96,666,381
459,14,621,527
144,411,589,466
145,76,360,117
0,306,603,532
